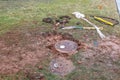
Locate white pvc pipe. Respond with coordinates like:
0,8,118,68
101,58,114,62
81,17,106,39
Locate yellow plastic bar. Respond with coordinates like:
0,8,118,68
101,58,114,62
94,16,114,26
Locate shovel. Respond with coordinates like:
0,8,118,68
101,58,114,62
72,12,106,39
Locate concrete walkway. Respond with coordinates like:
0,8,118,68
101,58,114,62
116,0,120,15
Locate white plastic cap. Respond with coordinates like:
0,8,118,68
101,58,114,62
72,12,85,18
60,45,65,49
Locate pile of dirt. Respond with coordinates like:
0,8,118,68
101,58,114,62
99,36,120,61
70,36,120,80
81,36,120,76
82,36,120,62
1,28,119,78
49,57,75,76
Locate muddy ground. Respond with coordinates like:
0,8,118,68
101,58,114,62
0,27,120,80
0,28,85,75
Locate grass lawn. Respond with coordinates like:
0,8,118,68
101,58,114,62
0,0,120,80
0,0,119,34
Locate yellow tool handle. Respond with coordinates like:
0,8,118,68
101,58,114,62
94,16,114,26
83,27,103,30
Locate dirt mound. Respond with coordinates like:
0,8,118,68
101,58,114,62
49,57,75,76
75,36,120,80
99,36,120,61
82,36,120,62
81,36,120,76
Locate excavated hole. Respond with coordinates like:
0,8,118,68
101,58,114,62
42,31,86,57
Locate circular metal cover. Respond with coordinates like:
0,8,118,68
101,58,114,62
55,40,78,54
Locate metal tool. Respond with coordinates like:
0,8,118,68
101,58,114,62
62,26,103,30
91,16,119,26
72,12,106,39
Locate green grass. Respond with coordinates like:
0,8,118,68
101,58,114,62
0,0,120,80
0,0,119,34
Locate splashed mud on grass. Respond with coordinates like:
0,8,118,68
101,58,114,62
79,36,120,80
82,36,120,62
0,27,120,79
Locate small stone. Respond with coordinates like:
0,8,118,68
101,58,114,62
38,65,43,70
77,60,82,64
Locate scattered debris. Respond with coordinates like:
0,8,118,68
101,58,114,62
42,17,53,24
76,21,81,25
42,15,71,29
49,57,75,76
59,15,71,20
